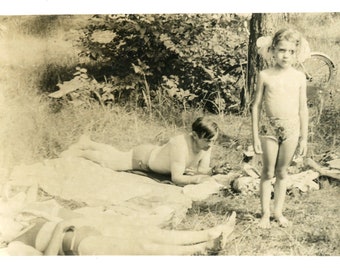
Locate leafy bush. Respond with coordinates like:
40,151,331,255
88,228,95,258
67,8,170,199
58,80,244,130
70,14,249,113
316,96,340,149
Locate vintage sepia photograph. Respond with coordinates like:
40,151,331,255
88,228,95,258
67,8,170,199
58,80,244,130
0,1,339,265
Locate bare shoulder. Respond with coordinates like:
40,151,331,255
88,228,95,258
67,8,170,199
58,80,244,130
168,134,190,157
258,68,272,81
169,133,188,146
291,68,305,77
259,69,268,77
297,69,306,81
291,68,306,85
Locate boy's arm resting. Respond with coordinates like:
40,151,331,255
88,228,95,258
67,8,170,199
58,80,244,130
197,148,213,175
171,161,213,186
169,137,214,186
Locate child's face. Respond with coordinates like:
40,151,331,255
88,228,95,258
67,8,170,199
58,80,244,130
193,132,218,151
273,40,297,68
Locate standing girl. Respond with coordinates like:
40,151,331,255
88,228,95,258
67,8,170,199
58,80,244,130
252,29,309,228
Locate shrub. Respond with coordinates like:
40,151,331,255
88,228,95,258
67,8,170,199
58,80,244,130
74,14,250,113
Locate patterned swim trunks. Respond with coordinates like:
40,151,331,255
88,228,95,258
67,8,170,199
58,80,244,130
259,116,300,144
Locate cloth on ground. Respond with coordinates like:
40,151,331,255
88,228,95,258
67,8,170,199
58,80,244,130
183,179,223,201
127,170,173,185
9,157,192,226
1,157,227,255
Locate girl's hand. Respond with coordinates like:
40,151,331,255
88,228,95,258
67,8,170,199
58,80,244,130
298,139,308,156
253,138,263,154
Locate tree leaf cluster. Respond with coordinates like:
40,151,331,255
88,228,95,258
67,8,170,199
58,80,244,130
71,14,250,113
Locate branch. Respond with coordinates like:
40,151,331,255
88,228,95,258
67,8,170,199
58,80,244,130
305,158,340,181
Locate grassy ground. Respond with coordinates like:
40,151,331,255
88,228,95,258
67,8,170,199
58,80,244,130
176,179,340,256
0,14,339,256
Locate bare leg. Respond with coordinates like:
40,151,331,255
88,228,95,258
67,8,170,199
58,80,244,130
77,212,236,255
258,137,279,229
273,137,299,227
80,149,133,171
70,135,111,152
141,240,219,255
60,135,133,171
62,135,119,153
147,211,236,246
78,235,219,255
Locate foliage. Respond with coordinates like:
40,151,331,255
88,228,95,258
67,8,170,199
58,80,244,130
315,94,340,150
1,14,339,256
50,67,117,108
67,14,250,113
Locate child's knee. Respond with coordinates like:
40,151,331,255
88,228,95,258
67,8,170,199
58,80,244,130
261,168,275,180
7,241,42,256
275,168,288,179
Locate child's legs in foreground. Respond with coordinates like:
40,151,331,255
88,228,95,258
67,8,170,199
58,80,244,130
273,137,299,225
78,213,236,255
147,212,236,245
78,235,216,255
141,240,216,255
259,137,279,228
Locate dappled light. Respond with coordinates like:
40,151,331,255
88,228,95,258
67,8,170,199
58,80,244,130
0,13,339,256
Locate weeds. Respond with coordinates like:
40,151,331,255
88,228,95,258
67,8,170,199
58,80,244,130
175,184,340,256
0,14,339,256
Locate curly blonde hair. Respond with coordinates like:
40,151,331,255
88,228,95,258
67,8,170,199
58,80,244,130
271,28,301,50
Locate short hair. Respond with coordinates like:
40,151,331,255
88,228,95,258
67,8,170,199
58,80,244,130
271,28,301,50
192,117,219,139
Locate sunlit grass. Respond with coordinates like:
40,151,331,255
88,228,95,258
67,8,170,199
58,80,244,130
0,14,339,256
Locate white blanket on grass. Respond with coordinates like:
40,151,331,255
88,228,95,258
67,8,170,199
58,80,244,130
0,157,224,255
8,157,195,226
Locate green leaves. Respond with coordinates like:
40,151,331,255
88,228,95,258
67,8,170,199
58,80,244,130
75,14,250,113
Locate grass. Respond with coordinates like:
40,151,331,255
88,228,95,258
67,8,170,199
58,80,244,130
176,182,340,256
0,14,339,256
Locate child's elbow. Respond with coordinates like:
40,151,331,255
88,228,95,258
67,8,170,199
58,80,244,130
171,178,186,186
171,175,191,186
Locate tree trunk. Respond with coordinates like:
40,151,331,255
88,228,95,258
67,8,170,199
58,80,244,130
242,13,289,113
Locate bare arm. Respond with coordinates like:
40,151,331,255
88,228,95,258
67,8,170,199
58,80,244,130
298,73,309,156
43,221,70,255
251,71,265,154
171,162,212,186
169,140,212,186
197,148,213,174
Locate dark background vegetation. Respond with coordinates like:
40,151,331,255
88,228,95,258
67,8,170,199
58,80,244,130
0,13,339,255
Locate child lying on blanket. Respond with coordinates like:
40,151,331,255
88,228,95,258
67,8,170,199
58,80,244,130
61,117,222,186
5,202,236,256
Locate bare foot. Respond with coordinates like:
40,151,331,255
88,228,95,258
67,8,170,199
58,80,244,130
206,234,222,251
69,134,91,150
206,211,236,249
59,148,84,158
258,215,271,229
78,134,92,149
274,215,291,228
220,211,236,248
